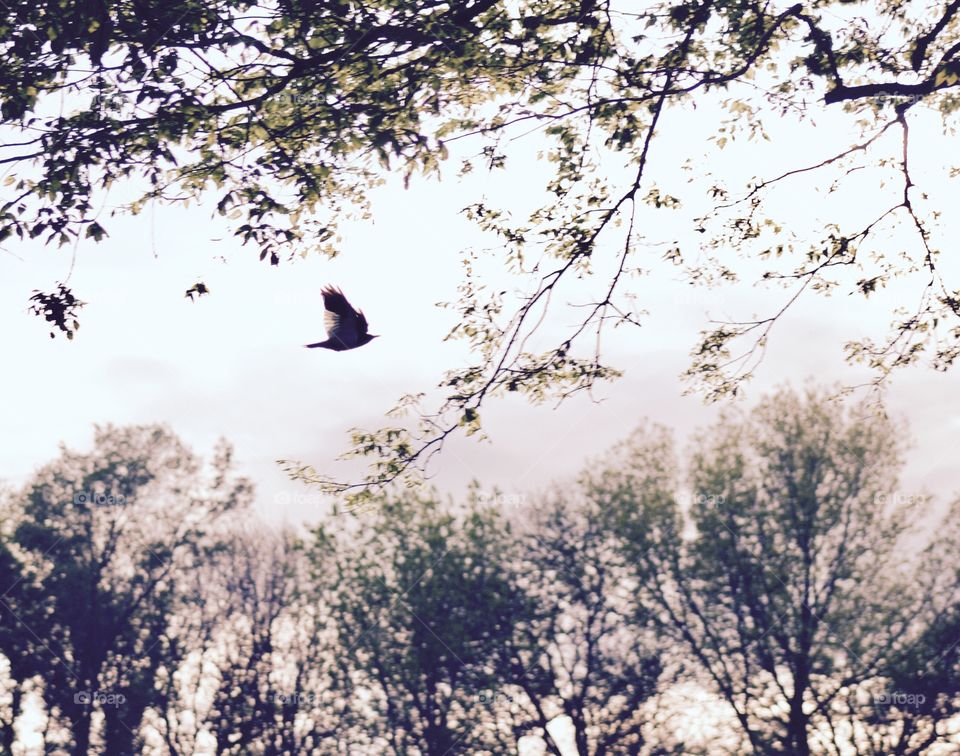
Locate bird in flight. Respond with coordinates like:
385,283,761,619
305,285,379,351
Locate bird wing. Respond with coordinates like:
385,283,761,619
322,286,362,346
356,309,370,336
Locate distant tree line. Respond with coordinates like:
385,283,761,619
1,388,958,754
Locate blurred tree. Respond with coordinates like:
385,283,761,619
152,522,346,755
0,425,250,755
308,489,684,754
506,490,680,755
3,1,960,501
0,486,27,753
872,509,960,754
308,495,531,755
596,388,960,754
1,388,955,753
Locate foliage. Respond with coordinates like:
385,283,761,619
0,392,957,753
151,524,346,755
308,495,530,755
0,424,250,754
27,282,85,339
507,490,680,755
3,0,960,498
599,387,960,754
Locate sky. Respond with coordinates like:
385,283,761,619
1,86,958,531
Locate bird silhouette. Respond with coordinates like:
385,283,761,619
305,285,379,351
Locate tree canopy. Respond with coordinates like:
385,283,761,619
3,0,960,501
600,388,960,754
1,389,956,753
0,424,250,754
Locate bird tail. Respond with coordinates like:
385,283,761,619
304,341,329,349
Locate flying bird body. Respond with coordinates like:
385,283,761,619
305,286,379,351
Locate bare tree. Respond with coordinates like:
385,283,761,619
505,490,680,755
596,388,960,754
151,522,345,755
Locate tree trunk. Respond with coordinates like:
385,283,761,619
73,706,93,756
3,686,21,753
787,665,811,756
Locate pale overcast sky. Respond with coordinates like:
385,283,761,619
1,90,958,527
